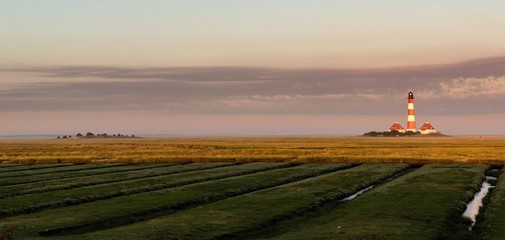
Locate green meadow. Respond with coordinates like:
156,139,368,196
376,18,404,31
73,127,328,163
1,136,505,239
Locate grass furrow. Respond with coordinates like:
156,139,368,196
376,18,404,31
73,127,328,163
0,163,230,198
0,164,172,187
79,164,409,240
0,163,290,218
0,164,73,173
0,164,127,181
0,164,28,169
3,164,350,238
265,164,487,240
477,168,505,240
0,164,21,167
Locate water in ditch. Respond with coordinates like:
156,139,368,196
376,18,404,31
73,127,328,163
340,185,374,202
462,175,497,230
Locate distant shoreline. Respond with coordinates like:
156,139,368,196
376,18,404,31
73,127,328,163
1,134,505,141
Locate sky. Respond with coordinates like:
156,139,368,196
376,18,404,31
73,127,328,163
1,1,505,135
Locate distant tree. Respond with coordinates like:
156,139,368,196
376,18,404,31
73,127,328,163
76,133,83,137
86,132,94,137
62,135,68,139
363,131,379,137
57,136,61,139
363,130,421,137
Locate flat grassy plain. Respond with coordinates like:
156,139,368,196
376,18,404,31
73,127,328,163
1,136,504,239
1,136,504,165
262,164,487,240
82,164,408,240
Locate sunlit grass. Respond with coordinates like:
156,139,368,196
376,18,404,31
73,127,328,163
0,136,504,165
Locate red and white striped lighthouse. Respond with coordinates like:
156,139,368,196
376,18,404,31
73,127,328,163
407,91,416,132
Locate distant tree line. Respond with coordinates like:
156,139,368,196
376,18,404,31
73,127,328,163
57,132,137,139
363,130,421,137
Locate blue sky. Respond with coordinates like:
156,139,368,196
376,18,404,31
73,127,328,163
1,1,505,135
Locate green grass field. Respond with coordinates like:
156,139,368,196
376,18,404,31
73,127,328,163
1,137,504,239
81,164,408,240
262,164,486,240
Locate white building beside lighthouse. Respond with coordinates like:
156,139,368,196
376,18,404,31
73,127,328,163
419,121,440,135
388,122,406,133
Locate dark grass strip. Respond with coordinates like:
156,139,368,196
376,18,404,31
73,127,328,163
263,164,487,240
239,166,420,239
0,163,127,182
0,163,235,213
219,164,412,240
0,163,230,198
38,164,352,237
0,163,291,218
0,164,27,169
0,163,177,190
0,164,73,173
80,164,409,240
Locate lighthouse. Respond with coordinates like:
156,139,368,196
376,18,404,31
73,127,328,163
407,91,416,132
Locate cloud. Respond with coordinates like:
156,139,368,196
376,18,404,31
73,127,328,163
1,56,505,115
440,76,505,99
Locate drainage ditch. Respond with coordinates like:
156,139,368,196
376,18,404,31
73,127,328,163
340,185,374,202
462,169,499,230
